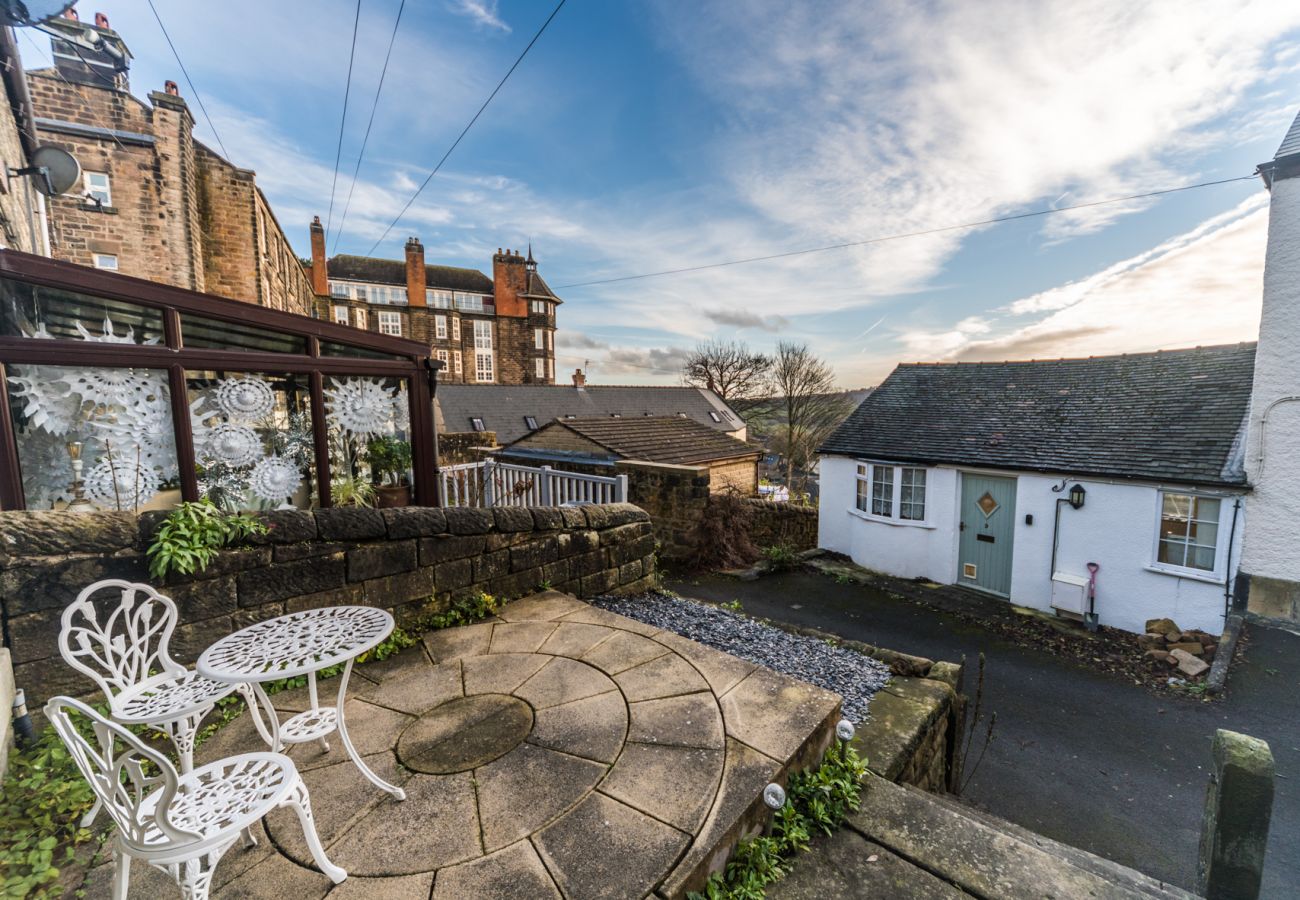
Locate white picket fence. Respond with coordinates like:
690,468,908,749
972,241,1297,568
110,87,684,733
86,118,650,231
439,460,627,508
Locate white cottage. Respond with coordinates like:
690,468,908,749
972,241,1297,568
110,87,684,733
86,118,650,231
818,108,1300,636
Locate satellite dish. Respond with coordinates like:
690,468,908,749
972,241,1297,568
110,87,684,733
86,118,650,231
0,1,77,27
28,145,81,196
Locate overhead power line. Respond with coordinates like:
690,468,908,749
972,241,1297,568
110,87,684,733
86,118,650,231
146,0,229,160
332,0,407,255
365,0,568,255
326,0,364,241
553,175,1260,289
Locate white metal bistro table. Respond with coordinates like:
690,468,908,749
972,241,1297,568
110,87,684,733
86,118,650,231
196,605,407,801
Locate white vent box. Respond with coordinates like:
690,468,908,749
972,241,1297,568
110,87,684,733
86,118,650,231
1050,572,1089,615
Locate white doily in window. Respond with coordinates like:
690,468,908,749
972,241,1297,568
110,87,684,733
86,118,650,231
215,377,275,421
84,456,160,509
57,367,152,410
73,317,160,345
249,455,302,501
94,406,178,479
324,378,397,437
203,423,262,467
7,365,82,435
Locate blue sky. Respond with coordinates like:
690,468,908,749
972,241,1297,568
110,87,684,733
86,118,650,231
29,1,1300,386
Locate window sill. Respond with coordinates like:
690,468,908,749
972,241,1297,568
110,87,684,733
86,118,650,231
80,204,117,215
847,508,935,529
1143,564,1225,586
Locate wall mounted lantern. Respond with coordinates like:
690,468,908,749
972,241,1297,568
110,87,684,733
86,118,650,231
1068,483,1087,510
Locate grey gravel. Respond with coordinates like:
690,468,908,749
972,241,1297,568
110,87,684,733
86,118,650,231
593,591,890,723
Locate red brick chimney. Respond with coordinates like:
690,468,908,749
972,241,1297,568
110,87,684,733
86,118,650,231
572,368,586,388
493,248,527,318
308,217,328,296
64,8,78,21
405,237,426,308
94,12,109,29
164,80,179,96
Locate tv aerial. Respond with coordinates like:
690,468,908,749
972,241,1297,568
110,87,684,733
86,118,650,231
9,145,81,196
0,2,77,27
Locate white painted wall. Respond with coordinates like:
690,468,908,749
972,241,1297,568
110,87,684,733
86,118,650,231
818,456,1243,634
1242,175,1300,583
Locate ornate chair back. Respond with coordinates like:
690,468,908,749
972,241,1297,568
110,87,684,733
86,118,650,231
59,579,186,702
44,696,201,851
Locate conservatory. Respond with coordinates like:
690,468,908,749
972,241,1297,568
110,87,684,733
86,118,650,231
0,251,440,512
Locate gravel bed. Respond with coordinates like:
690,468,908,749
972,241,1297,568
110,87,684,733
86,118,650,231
593,592,890,723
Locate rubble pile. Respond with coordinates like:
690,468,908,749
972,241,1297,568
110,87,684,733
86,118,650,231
1136,617,1218,678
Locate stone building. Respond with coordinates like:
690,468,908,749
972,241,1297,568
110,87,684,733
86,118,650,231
0,27,50,255
304,220,560,385
24,11,314,315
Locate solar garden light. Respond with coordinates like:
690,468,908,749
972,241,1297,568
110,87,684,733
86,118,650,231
836,718,856,757
762,782,787,810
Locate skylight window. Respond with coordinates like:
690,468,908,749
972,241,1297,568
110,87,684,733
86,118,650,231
470,417,485,432
708,411,722,422
524,416,538,430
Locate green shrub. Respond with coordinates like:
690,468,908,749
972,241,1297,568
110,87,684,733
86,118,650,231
146,499,267,580
688,742,867,899
760,544,799,572
420,591,502,630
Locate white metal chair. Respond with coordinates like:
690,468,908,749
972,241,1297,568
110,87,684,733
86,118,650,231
58,579,261,827
45,696,346,900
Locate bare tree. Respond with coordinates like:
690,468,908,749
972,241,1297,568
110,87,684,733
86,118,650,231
768,341,854,494
682,339,772,408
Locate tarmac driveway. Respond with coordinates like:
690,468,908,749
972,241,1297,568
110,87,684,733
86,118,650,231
666,571,1300,898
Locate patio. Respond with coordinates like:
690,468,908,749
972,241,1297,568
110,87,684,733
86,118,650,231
83,591,842,899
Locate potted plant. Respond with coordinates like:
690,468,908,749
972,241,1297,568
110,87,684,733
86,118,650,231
367,436,413,508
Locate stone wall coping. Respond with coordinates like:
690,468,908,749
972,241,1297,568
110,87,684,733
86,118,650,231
613,459,709,476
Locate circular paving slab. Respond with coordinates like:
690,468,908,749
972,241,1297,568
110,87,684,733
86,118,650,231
399,694,534,774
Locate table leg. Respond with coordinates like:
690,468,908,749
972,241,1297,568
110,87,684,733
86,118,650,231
247,681,283,752
308,670,330,753
334,658,405,800
238,683,277,749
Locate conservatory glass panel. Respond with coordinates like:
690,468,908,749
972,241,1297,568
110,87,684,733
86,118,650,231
322,375,415,508
0,276,164,343
5,361,179,511
179,312,308,354
186,370,317,511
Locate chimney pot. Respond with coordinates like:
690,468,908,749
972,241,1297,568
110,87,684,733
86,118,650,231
164,80,180,96
64,8,79,20
94,11,109,28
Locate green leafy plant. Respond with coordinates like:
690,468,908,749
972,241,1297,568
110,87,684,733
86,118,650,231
720,599,744,613
420,591,502,630
365,436,412,485
146,499,267,580
0,722,98,898
330,475,377,508
688,742,867,899
760,544,800,572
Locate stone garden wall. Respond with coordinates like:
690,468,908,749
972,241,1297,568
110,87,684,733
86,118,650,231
743,499,819,553
0,504,657,705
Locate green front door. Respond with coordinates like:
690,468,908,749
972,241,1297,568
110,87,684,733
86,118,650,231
958,474,1017,597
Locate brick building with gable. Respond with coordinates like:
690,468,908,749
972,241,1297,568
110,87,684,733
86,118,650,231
304,219,561,385
24,9,314,315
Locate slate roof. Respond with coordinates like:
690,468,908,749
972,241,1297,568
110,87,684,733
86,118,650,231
521,270,562,302
327,255,495,293
509,416,759,466
820,344,1257,487
1276,108,1300,161
435,384,745,443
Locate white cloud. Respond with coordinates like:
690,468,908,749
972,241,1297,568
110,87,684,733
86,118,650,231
450,0,510,33
898,197,1267,362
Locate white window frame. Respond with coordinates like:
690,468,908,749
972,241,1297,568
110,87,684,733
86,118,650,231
92,253,118,271
377,310,402,336
437,348,449,367
452,317,460,341
84,171,111,206
330,281,350,299
1148,490,1229,581
427,289,453,309
535,358,546,378
535,328,544,350
354,308,368,330
453,350,462,376
546,330,553,351
850,461,930,527
435,315,448,339
332,305,349,325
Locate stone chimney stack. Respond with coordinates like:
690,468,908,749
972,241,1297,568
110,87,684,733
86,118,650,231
405,237,426,308
308,217,328,296
492,248,527,318
47,8,131,90
1240,108,1300,620
572,368,586,388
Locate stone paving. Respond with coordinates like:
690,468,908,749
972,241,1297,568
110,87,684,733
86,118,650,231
93,591,841,899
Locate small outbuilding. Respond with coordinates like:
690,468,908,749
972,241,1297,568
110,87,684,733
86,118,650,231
499,415,760,494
